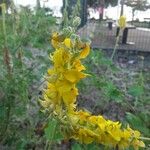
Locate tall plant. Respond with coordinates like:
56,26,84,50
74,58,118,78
40,19,146,150
125,0,150,21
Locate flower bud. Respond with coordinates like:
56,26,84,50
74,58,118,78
63,26,73,37
73,17,81,27
118,16,126,29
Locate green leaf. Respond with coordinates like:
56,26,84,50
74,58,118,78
71,143,82,150
104,82,123,102
128,85,144,97
126,112,150,136
44,119,63,141
16,139,27,150
86,143,102,150
100,57,112,66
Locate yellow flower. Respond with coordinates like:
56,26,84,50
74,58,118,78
45,89,58,100
51,32,65,49
79,43,90,59
118,16,126,29
56,80,78,105
39,98,51,108
64,38,72,48
88,115,98,125
52,48,71,71
118,140,130,150
73,59,85,71
72,128,96,144
52,48,64,68
77,110,91,121
132,139,145,150
62,87,78,105
126,126,141,138
64,69,86,83
47,68,55,75
51,32,59,49
41,29,145,150
109,129,121,143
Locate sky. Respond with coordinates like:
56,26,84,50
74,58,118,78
14,0,62,7
14,0,150,21
14,0,63,17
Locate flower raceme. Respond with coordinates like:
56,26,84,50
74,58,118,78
40,29,145,150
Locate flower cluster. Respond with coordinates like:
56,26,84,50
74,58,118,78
40,28,145,150
118,15,126,29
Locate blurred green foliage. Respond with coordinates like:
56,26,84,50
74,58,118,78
0,3,56,149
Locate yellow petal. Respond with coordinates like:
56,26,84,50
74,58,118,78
62,87,78,105
51,33,60,48
64,38,71,48
77,128,96,144
73,59,85,71
51,39,59,49
138,141,145,147
47,68,55,75
79,44,90,59
132,139,145,150
64,70,86,83
39,99,51,108
118,16,126,29
47,83,56,91
53,49,63,67
45,89,57,99
134,130,141,138
56,80,74,93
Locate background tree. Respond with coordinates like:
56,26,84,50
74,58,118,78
124,0,150,21
0,0,10,5
105,0,118,7
62,0,118,26
36,0,41,10
87,0,118,20
87,0,117,8
62,0,87,27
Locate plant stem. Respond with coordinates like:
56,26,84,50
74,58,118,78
1,3,12,76
140,137,150,141
44,119,57,150
0,3,12,142
1,3,7,47
110,28,121,60
45,140,49,150
104,28,121,75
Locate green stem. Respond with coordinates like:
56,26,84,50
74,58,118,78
45,140,49,150
1,3,7,47
0,3,12,143
104,28,121,75
1,3,12,75
110,28,121,60
139,137,150,141
44,119,57,150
